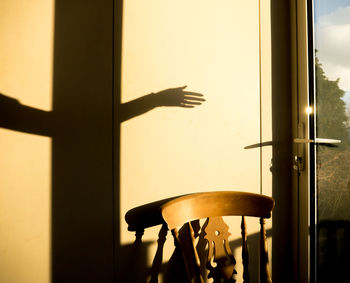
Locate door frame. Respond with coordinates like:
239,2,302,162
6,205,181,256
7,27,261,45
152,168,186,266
292,0,317,282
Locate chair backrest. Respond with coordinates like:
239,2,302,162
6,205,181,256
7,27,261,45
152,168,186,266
161,191,274,283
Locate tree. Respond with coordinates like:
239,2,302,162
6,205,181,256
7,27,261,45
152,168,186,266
315,56,349,146
315,56,350,220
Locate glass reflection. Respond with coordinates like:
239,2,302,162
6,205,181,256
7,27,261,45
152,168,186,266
314,1,350,282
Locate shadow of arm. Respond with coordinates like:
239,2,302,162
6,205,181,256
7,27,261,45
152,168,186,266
0,93,52,136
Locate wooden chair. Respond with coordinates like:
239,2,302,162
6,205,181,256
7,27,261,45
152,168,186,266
161,191,274,283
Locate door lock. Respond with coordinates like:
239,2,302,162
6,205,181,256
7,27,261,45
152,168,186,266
293,155,303,172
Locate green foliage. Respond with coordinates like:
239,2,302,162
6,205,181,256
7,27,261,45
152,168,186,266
315,56,350,220
315,57,349,146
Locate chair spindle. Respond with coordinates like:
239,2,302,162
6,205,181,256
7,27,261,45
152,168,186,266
259,218,272,283
241,216,250,283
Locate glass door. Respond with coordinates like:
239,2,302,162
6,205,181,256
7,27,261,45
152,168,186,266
309,0,350,282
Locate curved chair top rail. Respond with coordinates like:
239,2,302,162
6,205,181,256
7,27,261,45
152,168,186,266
161,191,274,230
125,195,188,231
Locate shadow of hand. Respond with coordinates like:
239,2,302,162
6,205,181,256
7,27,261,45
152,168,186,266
119,86,205,122
152,86,205,108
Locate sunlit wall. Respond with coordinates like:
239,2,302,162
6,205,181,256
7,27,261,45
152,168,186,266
120,0,272,281
0,0,273,282
0,0,54,282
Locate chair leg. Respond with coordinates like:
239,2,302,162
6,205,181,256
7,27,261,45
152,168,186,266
241,216,250,283
260,218,272,283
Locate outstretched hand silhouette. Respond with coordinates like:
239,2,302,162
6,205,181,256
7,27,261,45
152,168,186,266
1,86,205,130
152,86,205,108
120,86,205,122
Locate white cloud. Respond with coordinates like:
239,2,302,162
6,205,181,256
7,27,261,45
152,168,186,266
316,6,350,91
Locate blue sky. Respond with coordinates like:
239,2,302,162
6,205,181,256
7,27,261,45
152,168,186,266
315,0,350,20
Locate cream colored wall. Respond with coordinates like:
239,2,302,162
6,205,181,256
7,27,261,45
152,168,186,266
0,0,272,281
0,1,53,282
120,0,271,281
261,0,272,197
261,0,273,276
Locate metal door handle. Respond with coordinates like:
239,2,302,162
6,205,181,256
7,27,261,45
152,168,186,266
293,123,342,172
293,138,341,144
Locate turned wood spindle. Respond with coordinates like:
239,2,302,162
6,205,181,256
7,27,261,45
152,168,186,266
241,216,250,283
259,218,272,283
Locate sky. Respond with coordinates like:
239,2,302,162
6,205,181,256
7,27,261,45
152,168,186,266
314,0,350,17
314,0,350,108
